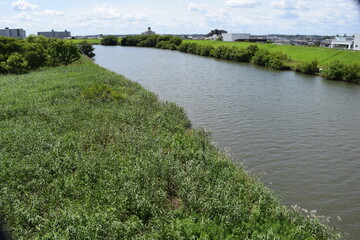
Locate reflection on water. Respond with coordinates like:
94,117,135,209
94,46,360,239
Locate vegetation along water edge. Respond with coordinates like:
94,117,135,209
87,34,360,84
0,36,342,239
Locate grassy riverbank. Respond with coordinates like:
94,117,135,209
0,57,340,239
68,38,102,45
184,40,360,66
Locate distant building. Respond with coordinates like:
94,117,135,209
330,36,354,50
141,27,156,35
222,33,250,42
320,39,332,48
0,27,26,38
37,30,71,39
354,33,360,51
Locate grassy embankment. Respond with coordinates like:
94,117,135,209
183,40,360,67
0,57,341,239
68,38,102,45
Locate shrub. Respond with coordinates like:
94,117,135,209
169,36,182,46
232,48,252,62
77,41,95,58
252,49,271,66
48,39,80,65
138,36,159,47
295,60,319,75
101,35,118,46
266,52,289,70
3,53,29,74
187,43,199,54
322,60,345,80
177,43,190,52
24,43,48,70
342,64,360,83
199,46,214,56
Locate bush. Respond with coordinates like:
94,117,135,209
322,60,345,81
169,36,182,46
177,43,190,52
232,48,252,62
295,60,319,75
48,39,80,65
252,49,271,66
3,53,29,74
77,41,95,58
101,35,118,46
252,50,289,70
342,64,360,83
24,43,48,70
266,52,289,70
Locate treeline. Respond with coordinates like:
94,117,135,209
120,35,182,50
0,36,95,74
178,42,291,71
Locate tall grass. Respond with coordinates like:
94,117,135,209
0,57,341,239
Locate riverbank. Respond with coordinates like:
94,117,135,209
0,57,340,239
183,40,360,66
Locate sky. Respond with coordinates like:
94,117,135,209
0,0,359,36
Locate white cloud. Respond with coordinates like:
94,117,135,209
188,3,208,14
225,0,261,8
124,14,148,22
11,12,35,21
276,10,298,19
12,0,38,11
271,0,309,10
77,4,148,31
36,9,65,16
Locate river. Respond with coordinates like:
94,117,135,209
94,45,360,239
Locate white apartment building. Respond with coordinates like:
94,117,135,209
353,33,360,51
222,33,250,42
38,30,71,39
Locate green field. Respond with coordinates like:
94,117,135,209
67,38,101,45
0,57,340,239
184,40,360,66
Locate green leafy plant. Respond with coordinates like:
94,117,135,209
48,39,80,65
77,41,95,58
101,35,119,46
295,60,319,75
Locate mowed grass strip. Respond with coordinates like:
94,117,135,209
184,40,360,66
67,38,102,45
0,57,340,239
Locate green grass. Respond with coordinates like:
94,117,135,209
66,38,102,45
185,40,360,66
0,57,341,239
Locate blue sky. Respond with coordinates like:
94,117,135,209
0,0,359,36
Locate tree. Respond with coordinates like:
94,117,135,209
77,41,95,58
101,35,118,46
48,39,80,65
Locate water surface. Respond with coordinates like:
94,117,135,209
94,46,360,239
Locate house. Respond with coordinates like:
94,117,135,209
354,33,360,51
0,27,26,38
38,30,71,39
330,36,354,50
